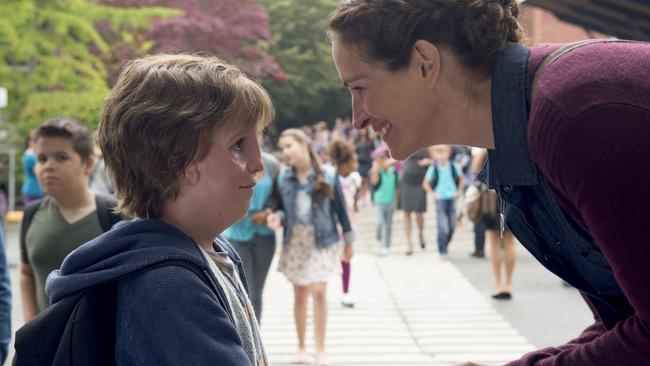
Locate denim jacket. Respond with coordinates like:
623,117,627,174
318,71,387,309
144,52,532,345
487,43,632,329
275,165,355,247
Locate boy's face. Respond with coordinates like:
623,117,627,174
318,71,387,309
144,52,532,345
34,137,93,198
431,145,450,161
182,126,263,232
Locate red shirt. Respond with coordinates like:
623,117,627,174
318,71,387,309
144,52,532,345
511,42,650,365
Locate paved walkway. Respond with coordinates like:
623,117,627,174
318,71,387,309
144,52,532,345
261,200,535,366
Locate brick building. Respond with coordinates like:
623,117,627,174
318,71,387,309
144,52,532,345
519,4,609,45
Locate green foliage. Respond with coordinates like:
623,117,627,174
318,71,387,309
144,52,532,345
0,0,177,137
257,0,350,133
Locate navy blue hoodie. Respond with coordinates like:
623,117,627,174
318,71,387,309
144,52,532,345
46,219,252,365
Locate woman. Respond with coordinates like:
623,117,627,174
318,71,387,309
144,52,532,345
268,129,354,366
398,148,430,254
328,1,650,365
473,148,515,299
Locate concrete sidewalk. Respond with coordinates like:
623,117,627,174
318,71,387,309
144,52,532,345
261,201,535,366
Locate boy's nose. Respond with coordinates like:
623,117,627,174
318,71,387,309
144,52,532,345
249,151,263,174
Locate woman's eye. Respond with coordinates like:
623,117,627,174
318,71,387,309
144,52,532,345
351,87,365,95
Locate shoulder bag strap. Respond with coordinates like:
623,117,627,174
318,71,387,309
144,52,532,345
531,38,636,94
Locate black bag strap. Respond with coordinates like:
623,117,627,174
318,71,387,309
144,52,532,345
20,199,44,259
94,194,122,232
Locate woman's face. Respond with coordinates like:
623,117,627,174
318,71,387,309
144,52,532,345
332,37,436,160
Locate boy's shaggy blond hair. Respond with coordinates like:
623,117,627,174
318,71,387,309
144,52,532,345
99,54,274,218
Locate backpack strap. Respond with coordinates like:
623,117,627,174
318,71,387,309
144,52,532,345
20,199,44,260
531,39,635,95
94,194,122,232
451,162,460,188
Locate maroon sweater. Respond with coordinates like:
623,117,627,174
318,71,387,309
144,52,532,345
509,43,650,364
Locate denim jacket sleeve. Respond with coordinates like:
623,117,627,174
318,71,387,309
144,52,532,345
331,176,355,245
115,265,250,366
0,227,11,364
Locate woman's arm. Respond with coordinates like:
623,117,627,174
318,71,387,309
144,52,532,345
511,103,650,364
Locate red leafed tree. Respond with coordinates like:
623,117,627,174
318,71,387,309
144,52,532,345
100,0,286,81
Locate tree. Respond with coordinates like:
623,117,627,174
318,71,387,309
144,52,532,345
99,0,286,83
0,0,176,135
257,0,351,132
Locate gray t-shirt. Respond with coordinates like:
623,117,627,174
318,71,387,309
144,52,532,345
21,198,103,311
200,244,268,366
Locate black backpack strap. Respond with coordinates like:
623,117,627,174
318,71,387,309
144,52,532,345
430,164,438,189
451,162,460,188
94,194,122,232
20,199,44,263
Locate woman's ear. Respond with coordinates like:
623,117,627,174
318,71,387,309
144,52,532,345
412,40,440,87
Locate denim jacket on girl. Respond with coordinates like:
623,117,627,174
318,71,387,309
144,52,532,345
487,42,632,329
274,165,355,247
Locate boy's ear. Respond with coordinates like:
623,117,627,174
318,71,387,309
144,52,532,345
184,164,201,186
83,156,95,176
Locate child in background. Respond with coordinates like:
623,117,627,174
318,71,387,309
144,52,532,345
268,129,354,366
328,139,360,308
222,131,280,323
369,144,398,256
423,145,464,259
20,118,123,321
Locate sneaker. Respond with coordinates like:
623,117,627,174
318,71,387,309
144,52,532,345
439,253,449,261
341,293,355,308
380,247,389,256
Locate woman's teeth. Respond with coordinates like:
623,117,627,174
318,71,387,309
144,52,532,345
377,124,392,139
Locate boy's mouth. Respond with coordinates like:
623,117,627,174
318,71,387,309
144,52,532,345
240,183,256,189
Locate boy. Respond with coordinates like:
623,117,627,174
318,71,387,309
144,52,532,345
370,144,398,256
44,54,274,365
20,118,123,321
423,145,464,259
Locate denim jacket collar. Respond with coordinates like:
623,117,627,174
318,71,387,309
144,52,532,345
487,42,539,189
284,166,316,182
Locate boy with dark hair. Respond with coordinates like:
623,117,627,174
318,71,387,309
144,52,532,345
20,117,123,321
43,54,274,365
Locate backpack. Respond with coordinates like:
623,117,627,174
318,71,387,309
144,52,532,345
13,259,215,366
20,194,123,251
429,163,460,190
370,167,398,193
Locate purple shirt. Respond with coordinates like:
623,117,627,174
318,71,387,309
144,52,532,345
510,42,650,365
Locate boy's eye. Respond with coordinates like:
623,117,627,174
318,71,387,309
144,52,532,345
55,153,69,162
232,138,244,151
